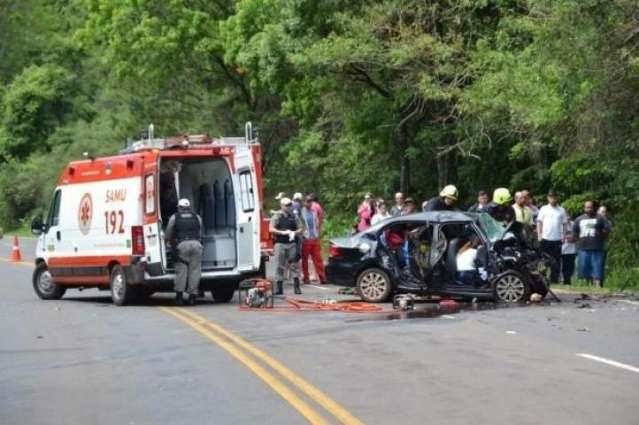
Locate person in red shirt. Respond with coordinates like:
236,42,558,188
300,195,326,285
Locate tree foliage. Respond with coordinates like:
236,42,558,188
0,0,637,272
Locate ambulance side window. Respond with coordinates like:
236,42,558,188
238,169,255,212
47,190,62,227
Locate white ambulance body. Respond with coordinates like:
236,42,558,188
31,124,271,305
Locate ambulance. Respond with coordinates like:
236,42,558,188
31,123,271,305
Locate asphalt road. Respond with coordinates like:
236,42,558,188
1,236,638,425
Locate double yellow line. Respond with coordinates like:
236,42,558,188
161,307,364,425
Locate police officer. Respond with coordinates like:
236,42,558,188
165,198,203,305
270,197,304,295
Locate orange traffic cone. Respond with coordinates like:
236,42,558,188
10,235,22,262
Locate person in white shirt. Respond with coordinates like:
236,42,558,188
536,190,568,284
455,235,486,287
371,200,391,225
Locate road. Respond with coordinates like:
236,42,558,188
1,236,638,424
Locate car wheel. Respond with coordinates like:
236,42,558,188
33,262,66,300
494,271,531,303
211,284,235,303
357,268,392,303
110,265,132,306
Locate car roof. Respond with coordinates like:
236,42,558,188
380,211,477,225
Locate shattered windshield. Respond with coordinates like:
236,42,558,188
478,213,509,243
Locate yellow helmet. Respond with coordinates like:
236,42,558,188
493,188,513,205
439,185,458,201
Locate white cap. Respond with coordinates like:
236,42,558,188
293,192,303,200
274,192,286,200
280,197,292,206
178,198,191,208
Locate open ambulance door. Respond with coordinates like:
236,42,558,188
234,148,260,272
142,159,165,274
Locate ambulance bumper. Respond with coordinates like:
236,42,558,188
124,258,146,285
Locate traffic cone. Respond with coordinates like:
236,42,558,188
10,235,22,262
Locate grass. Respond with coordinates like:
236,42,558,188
0,222,34,239
552,267,639,296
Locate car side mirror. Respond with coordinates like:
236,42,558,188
31,215,46,235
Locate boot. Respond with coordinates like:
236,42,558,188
175,292,184,306
293,278,302,295
275,281,284,295
188,294,197,306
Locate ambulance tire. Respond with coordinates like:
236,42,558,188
210,284,235,303
110,265,133,306
33,262,66,300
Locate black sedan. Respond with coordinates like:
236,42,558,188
326,212,550,303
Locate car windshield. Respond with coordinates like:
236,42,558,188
477,213,509,243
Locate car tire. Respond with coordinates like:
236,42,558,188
33,262,66,300
494,271,531,303
110,265,132,306
357,268,392,303
211,284,235,303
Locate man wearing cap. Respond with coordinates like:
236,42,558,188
270,197,305,295
537,190,568,284
165,198,204,305
425,185,459,212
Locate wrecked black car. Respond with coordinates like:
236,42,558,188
326,212,550,303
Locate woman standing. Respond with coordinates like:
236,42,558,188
371,200,391,225
357,193,375,232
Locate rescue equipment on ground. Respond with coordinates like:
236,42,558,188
439,299,459,310
393,294,416,311
238,278,274,308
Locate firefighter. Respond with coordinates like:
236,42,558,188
424,185,459,212
270,197,305,295
165,198,203,305
487,188,516,223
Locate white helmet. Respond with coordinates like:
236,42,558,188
293,192,303,201
178,198,191,208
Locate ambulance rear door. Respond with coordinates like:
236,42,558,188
234,146,260,271
141,156,164,274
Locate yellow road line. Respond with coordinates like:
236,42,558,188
176,308,364,425
0,257,32,267
160,307,330,425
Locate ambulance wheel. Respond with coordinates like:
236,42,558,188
33,262,66,300
211,284,235,303
110,265,132,306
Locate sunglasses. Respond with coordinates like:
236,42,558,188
283,203,292,207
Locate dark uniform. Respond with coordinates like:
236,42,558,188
165,209,203,299
271,210,302,294
424,196,456,212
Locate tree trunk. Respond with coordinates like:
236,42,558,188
436,134,457,189
398,125,410,194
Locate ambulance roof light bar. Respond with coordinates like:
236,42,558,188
120,121,258,154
